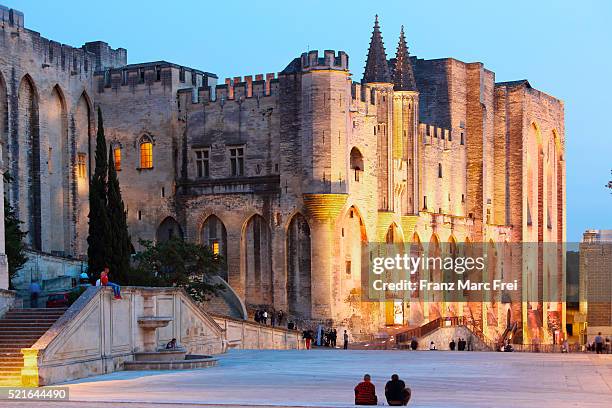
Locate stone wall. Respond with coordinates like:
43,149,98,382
417,326,491,351
0,5,125,258
0,288,15,317
21,286,225,386
12,250,86,305
213,315,302,350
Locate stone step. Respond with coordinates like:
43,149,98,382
0,324,49,334
0,347,28,356
0,317,57,324
0,333,44,338
0,365,22,373
0,352,23,357
0,356,23,363
0,323,56,329
0,340,35,346
5,310,65,315
8,308,66,313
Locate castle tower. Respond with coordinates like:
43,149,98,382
362,15,394,212
391,26,419,215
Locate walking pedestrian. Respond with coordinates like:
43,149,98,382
594,332,604,354
29,280,41,308
344,330,349,350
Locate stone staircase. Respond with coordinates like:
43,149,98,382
0,308,66,386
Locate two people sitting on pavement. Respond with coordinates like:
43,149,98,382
354,373,411,406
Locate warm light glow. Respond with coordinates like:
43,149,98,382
212,240,220,256
114,147,121,171
77,153,87,179
140,142,153,169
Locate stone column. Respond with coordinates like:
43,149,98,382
303,193,347,319
0,153,8,290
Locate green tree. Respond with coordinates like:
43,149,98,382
130,238,224,301
107,148,132,284
4,175,28,290
87,107,111,278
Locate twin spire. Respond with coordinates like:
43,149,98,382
362,16,417,91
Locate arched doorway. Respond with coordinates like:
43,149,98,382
243,214,273,306
156,217,183,243
286,213,311,318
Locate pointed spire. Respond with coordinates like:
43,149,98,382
362,15,391,84
393,25,417,91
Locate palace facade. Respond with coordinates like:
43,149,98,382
0,7,566,343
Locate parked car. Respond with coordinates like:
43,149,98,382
46,292,70,308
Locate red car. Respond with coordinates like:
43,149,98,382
46,293,70,308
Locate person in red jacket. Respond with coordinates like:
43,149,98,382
96,267,122,299
354,374,377,406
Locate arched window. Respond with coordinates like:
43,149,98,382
139,135,153,169
350,147,364,182
113,145,122,171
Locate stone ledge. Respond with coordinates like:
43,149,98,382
124,356,217,371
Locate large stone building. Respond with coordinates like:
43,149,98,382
0,7,566,344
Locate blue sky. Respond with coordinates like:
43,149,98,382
4,0,611,241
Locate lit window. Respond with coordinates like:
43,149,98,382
229,147,244,176
113,147,121,171
77,153,87,179
195,149,209,178
140,139,153,169
211,240,220,256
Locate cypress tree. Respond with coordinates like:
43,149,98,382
4,174,28,290
87,107,111,278
107,148,132,284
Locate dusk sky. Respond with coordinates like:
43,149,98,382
4,0,611,241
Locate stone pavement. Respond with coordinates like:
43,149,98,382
4,349,612,407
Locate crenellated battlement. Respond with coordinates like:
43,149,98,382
419,123,463,150
0,4,23,27
350,81,395,111
178,72,282,105
217,73,279,100
1,5,125,76
299,50,349,72
93,61,216,95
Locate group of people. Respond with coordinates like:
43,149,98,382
588,332,611,354
302,327,350,350
354,374,411,406
448,337,473,351
253,309,285,327
322,328,338,348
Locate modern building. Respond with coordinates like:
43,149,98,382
580,229,612,342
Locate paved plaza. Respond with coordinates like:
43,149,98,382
7,349,611,408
